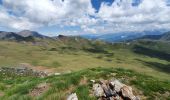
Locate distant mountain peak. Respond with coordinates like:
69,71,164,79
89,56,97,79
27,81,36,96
17,30,42,38
0,30,48,41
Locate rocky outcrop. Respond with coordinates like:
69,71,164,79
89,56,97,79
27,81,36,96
0,67,47,77
92,79,140,100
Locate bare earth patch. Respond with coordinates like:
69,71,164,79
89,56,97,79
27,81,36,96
0,92,4,97
79,76,88,85
19,63,57,73
29,83,50,97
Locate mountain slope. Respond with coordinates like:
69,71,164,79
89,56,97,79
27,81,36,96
138,31,170,41
160,31,170,41
0,31,25,41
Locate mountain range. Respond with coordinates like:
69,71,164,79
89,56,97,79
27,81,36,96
81,30,169,42
0,30,170,42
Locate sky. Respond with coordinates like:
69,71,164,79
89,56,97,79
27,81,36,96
0,0,170,36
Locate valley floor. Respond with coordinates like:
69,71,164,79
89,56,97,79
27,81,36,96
0,41,169,80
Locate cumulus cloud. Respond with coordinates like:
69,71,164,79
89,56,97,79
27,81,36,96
81,25,97,33
96,0,170,33
1,0,95,29
0,6,40,30
0,0,170,34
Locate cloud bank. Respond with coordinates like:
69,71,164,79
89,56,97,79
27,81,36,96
0,0,170,34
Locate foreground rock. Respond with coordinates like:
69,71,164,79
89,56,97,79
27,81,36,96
93,79,140,100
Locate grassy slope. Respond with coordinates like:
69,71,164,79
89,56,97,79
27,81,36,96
0,67,169,100
0,39,170,80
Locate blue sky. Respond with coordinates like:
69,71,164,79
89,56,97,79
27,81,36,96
0,0,170,36
91,0,114,12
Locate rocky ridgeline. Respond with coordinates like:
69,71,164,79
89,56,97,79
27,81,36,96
92,79,140,100
0,67,47,77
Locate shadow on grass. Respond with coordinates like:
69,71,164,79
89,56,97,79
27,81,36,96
133,45,170,61
136,59,170,74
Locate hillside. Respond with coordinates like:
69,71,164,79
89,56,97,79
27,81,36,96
0,30,170,99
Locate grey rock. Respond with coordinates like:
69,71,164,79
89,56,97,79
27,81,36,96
110,80,124,92
93,83,105,97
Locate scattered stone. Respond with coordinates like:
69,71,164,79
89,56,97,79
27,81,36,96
92,79,140,100
67,93,78,100
54,72,61,76
90,80,95,83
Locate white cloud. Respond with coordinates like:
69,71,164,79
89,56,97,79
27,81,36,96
96,0,170,33
0,0,170,34
81,25,97,33
0,6,40,30
1,0,95,29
